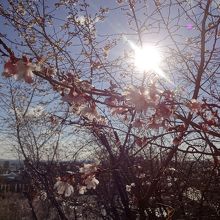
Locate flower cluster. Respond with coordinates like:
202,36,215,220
124,86,158,113
184,187,202,202
2,54,176,131
54,176,74,197
79,163,99,194
126,183,135,192
2,56,42,83
187,99,202,113
186,99,219,130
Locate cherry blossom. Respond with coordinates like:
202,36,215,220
148,120,161,129
187,99,202,112
132,118,145,128
155,207,168,218
79,163,97,175
137,173,146,179
54,178,74,197
184,187,202,202
126,183,135,192
79,164,99,192
84,175,99,189
111,107,128,115
2,56,42,83
2,59,17,77
167,167,176,172
104,96,116,106
126,185,132,192
62,90,87,106
156,103,172,119
79,185,87,195
124,86,150,112
77,104,102,122
15,59,35,83
135,136,148,147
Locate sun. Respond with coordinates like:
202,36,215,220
127,40,168,79
134,44,162,72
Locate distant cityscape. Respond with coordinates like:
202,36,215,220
0,159,27,193
0,159,24,174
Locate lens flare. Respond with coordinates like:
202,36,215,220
127,41,171,80
134,45,162,72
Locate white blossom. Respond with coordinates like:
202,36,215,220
126,183,135,192
124,86,152,112
184,187,202,201
79,186,87,195
54,180,74,197
137,173,146,179
3,58,42,83
79,163,97,175
168,167,176,172
85,175,99,189
126,185,131,192
76,16,86,25
15,60,35,83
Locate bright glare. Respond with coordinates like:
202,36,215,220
134,45,162,71
126,40,172,83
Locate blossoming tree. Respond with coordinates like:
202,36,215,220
0,0,220,219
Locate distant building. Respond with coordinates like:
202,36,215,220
0,159,24,174
0,170,29,193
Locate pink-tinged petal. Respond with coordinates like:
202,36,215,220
16,60,35,83
79,186,87,194
92,177,99,185
24,71,34,83
84,175,99,189
187,99,202,112
132,118,144,128
57,183,66,195
111,107,128,115
64,184,74,197
54,180,62,189
2,60,17,77
126,185,131,192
